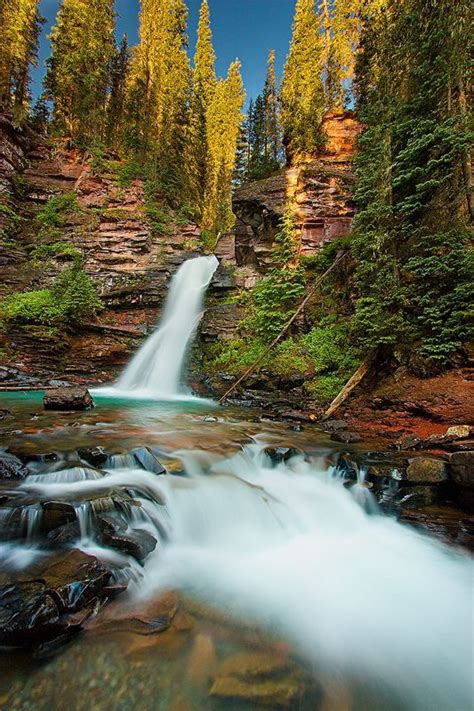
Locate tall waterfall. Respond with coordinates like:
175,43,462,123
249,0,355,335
114,255,218,399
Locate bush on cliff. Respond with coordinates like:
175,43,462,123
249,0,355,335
2,258,102,328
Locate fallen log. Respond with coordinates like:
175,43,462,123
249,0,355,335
322,355,373,420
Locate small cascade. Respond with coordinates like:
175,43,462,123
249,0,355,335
8,439,474,709
107,255,218,400
27,466,104,484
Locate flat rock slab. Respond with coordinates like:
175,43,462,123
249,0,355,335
44,387,94,411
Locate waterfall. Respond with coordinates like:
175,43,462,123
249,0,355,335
106,255,218,400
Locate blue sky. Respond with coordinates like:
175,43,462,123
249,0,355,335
33,0,296,103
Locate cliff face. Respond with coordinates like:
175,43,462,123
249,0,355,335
0,112,360,388
199,111,361,377
0,127,204,386
224,111,361,273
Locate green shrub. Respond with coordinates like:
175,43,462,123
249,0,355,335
2,289,63,325
37,192,81,229
2,257,102,327
29,242,81,262
113,159,144,188
51,259,103,323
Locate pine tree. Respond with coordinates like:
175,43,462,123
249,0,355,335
44,0,116,147
0,0,43,121
352,0,473,370
106,35,130,150
202,60,245,234
281,0,325,157
263,50,283,164
188,0,217,213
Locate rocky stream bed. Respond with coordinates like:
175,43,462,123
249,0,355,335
0,390,473,710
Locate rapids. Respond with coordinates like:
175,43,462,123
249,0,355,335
19,439,474,711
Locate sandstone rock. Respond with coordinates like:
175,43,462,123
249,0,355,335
0,582,60,646
98,515,157,562
44,387,94,411
406,458,447,484
323,419,348,432
394,434,422,451
449,452,474,489
100,528,157,562
446,425,471,440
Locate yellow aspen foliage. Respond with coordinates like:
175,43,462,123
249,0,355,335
187,0,218,214
127,0,191,200
202,60,245,234
281,0,325,157
0,0,41,117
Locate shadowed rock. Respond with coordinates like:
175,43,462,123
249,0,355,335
44,388,94,411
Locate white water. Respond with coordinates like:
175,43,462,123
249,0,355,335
20,441,473,710
99,255,218,401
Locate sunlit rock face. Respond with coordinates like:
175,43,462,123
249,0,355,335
228,110,362,273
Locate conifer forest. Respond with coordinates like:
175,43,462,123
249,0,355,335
0,2,472,710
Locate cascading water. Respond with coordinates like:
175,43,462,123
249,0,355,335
104,255,218,400
20,440,473,711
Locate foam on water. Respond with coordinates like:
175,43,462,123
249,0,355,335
95,255,218,402
18,441,474,710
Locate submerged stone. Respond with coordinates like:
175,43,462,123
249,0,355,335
43,387,94,411
210,651,303,708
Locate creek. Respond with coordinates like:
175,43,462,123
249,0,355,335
0,258,472,711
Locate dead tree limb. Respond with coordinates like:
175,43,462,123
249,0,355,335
218,252,347,404
322,354,373,420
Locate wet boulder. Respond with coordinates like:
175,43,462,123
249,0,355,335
0,582,60,646
78,446,108,467
98,515,157,562
264,446,304,464
448,451,474,488
43,387,94,411
0,550,111,648
131,447,167,475
41,502,78,534
46,521,81,548
0,452,30,481
406,458,447,484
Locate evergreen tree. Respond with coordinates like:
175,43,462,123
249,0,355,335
0,0,43,121
106,35,130,150
188,0,217,213
352,0,473,370
202,60,245,234
281,0,325,157
263,50,283,165
44,0,116,147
